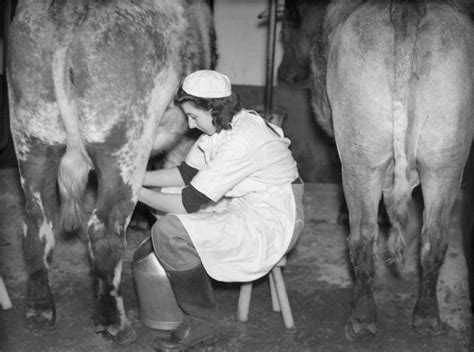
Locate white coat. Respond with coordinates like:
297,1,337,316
174,110,299,282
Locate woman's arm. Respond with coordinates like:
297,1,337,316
138,187,187,213
142,167,185,188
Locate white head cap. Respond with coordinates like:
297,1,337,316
182,70,232,98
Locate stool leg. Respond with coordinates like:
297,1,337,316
237,282,252,322
268,272,281,312
0,276,12,310
272,267,295,329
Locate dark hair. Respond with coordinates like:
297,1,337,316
174,88,242,132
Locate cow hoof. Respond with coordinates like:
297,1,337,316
26,305,56,330
413,299,441,335
114,326,137,345
413,314,441,335
97,325,137,345
344,318,376,341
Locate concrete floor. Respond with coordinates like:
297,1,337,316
0,167,471,352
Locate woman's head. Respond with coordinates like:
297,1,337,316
174,70,242,134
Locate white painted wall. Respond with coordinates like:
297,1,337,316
214,0,284,86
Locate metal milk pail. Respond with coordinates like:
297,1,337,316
132,237,183,330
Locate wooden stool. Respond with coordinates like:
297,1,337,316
0,276,12,310
236,256,295,329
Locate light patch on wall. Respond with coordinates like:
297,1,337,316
214,0,284,86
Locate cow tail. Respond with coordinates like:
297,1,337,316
193,0,218,69
183,0,217,74
53,45,92,236
385,1,425,264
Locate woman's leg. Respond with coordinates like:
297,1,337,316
151,214,200,272
151,214,218,351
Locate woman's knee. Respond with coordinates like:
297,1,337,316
151,215,183,255
151,214,199,271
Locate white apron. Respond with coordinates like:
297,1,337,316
174,110,298,282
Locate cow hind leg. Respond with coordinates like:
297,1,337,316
86,163,137,345
92,239,134,345
18,145,64,329
342,165,385,339
413,162,460,335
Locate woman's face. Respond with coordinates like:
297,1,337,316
181,102,216,135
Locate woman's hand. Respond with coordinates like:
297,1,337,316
138,187,187,214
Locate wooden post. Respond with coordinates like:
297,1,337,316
263,0,278,120
271,267,295,329
237,283,253,322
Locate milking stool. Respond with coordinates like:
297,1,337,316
236,256,295,330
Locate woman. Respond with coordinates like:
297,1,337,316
138,70,304,351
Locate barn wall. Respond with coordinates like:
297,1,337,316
213,0,339,183
214,0,284,86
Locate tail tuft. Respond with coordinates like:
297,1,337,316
384,190,411,265
386,227,406,266
58,147,90,236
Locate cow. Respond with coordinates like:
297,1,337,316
281,0,474,339
277,0,329,85
7,0,216,344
